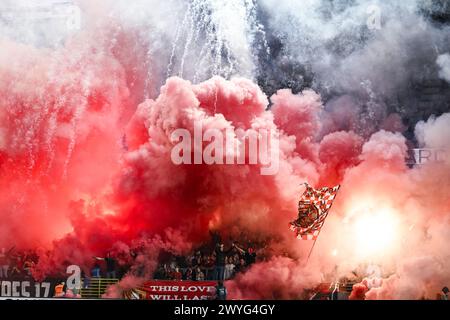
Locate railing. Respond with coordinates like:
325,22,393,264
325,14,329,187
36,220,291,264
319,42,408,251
80,278,119,299
342,282,355,293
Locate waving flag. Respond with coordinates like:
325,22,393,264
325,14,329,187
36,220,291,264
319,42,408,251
290,183,340,240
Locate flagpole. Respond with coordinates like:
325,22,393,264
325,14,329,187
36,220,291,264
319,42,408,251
305,238,318,264
305,218,325,265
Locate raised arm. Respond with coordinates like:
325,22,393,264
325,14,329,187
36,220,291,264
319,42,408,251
233,243,245,254
225,243,236,254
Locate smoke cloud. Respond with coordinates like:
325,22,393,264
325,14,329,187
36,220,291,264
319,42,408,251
437,53,450,83
0,0,448,300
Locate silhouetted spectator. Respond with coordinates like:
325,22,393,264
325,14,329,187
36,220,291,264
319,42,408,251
23,256,35,277
213,243,234,280
162,264,170,280
235,244,256,266
224,256,235,280
195,267,205,281
91,263,101,278
95,252,117,278
0,248,9,278
10,255,23,278
82,270,90,289
234,258,246,273
185,267,193,280
440,287,449,300
203,254,215,280
172,267,182,281
192,251,202,268
153,265,165,280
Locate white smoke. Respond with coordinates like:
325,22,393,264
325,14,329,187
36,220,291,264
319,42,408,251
415,112,450,149
2,0,448,101
0,0,81,47
437,53,450,83
259,0,449,97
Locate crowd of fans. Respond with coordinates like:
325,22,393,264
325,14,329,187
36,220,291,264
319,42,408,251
0,232,269,284
1,243,450,300
0,247,39,279
80,232,270,283
151,231,271,282
152,241,263,282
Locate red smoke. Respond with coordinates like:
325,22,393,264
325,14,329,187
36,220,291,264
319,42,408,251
0,9,449,300
349,282,368,300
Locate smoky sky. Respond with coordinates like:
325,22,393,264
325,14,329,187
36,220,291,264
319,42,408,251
1,0,449,141
254,0,450,141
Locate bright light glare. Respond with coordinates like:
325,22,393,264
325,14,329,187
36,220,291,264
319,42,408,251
354,209,399,257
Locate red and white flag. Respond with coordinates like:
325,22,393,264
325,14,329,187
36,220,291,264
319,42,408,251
289,183,340,240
